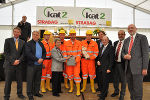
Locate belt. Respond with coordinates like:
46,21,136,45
115,61,122,64
45,58,51,60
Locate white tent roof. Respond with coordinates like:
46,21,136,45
1,0,150,15
114,0,150,15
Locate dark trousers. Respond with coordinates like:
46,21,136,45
4,66,23,99
98,70,109,99
96,66,103,92
112,62,126,95
26,65,42,98
52,71,62,95
126,65,143,100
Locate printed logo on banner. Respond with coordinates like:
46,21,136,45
82,8,105,19
44,7,67,18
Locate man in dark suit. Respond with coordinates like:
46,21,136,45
3,27,25,100
96,30,112,92
111,30,126,100
17,16,31,42
25,31,46,100
122,24,149,100
97,36,115,100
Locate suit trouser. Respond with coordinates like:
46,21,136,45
4,66,23,99
112,62,126,95
26,65,42,98
98,70,109,99
126,65,143,100
96,66,103,91
52,71,62,94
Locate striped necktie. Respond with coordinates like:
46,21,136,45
128,36,133,54
115,41,122,60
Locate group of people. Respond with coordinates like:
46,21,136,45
3,16,149,100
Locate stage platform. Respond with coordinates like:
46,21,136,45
0,82,150,100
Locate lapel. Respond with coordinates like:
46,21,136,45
55,47,63,57
114,41,119,49
101,44,110,57
126,37,130,52
11,38,18,52
18,39,21,52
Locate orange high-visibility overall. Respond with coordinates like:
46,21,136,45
81,40,98,79
41,40,54,80
60,40,68,78
65,39,82,83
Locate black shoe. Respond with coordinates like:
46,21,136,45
53,93,60,97
98,97,105,100
4,98,9,100
97,93,108,97
59,91,63,93
119,95,124,100
18,94,26,99
28,96,34,100
97,93,102,97
96,88,101,92
111,92,119,97
34,93,43,97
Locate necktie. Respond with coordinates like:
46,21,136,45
16,39,18,51
101,47,105,55
115,41,122,60
128,36,133,54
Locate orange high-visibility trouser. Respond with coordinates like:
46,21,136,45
66,62,81,83
41,59,52,80
81,58,96,79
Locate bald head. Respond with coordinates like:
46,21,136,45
128,24,137,36
102,36,109,46
22,16,27,22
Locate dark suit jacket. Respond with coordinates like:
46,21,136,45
25,39,46,66
17,22,31,42
3,38,25,69
96,39,112,61
122,33,149,75
97,44,115,71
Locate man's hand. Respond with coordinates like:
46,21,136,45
97,61,101,66
13,60,20,65
142,69,147,76
107,70,111,73
66,55,72,59
124,54,131,60
27,37,30,41
38,59,43,64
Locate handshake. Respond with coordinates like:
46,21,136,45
66,55,73,59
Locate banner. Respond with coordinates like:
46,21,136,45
36,6,112,27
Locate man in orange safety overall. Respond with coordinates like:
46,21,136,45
81,30,98,93
65,29,82,96
41,30,54,93
59,30,69,89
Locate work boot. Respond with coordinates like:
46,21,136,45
41,80,46,93
64,78,69,89
46,78,52,91
68,80,74,93
90,79,96,93
81,79,87,92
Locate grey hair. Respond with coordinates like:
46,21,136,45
32,31,40,34
54,38,61,43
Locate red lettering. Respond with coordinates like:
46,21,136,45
37,20,58,25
